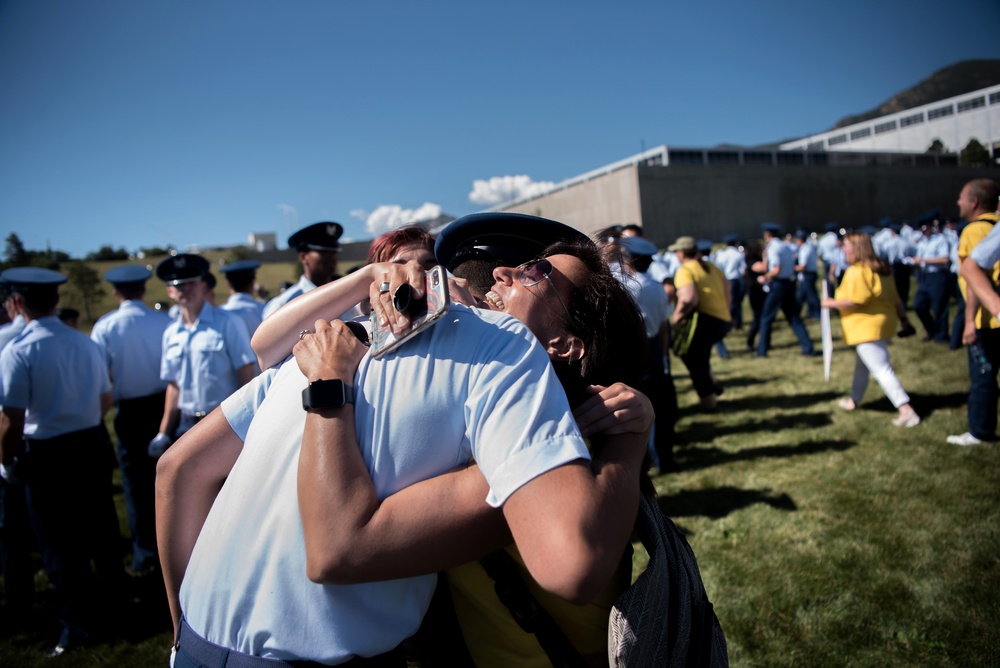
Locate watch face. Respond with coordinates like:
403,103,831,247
302,379,347,410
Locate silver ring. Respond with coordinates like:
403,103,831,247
298,330,310,340
378,281,391,294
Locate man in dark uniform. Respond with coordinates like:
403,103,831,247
0,267,124,655
91,265,172,576
262,222,344,319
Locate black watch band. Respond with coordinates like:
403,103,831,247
301,379,355,411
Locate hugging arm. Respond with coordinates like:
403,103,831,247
294,322,653,599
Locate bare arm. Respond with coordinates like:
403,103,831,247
294,321,652,599
671,283,698,325
961,256,1000,321
155,407,243,640
158,382,180,436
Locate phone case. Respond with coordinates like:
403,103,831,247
369,265,450,358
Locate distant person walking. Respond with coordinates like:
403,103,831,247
752,223,816,358
90,266,171,576
821,233,919,428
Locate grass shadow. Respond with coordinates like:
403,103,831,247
717,390,842,413
677,438,856,472
658,485,798,520
678,412,834,445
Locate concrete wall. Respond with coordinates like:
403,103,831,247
502,161,995,249
500,165,642,234
636,164,991,245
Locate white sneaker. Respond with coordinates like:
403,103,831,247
946,432,984,446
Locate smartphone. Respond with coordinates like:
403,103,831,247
369,265,450,358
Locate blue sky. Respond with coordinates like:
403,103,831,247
2,0,998,258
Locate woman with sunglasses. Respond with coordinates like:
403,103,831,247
250,239,653,666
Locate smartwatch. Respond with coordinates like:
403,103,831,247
301,379,355,411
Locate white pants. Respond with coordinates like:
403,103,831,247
852,339,910,408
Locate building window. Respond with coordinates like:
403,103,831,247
927,104,954,120
991,92,1000,105
743,151,773,165
707,151,739,165
807,141,825,151
776,152,804,165
900,112,924,127
850,128,872,140
874,120,897,134
828,134,848,146
668,150,705,165
957,96,986,113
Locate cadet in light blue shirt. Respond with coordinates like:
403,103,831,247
794,229,820,319
220,260,265,338
262,222,344,319
90,265,172,574
913,223,952,343
752,223,816,357
149,255,256,457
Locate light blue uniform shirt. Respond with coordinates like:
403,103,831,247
712,246,746,281
971,222,1000,268
0,315,26,351
222,292,265,337
0,316,111,439
261,274,316,320
648,252,680,283
916,233,950,273
796,241,818,275
160,303,256,415
766,238,796,279
817,232,840,265
91,300,171,401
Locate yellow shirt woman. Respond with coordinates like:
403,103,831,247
673,260,732,323
834,263,898,345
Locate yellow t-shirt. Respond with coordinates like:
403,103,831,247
834,263,898,345
957,213,1000,330
447,543,632,668
673,260,732,323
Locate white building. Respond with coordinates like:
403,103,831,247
780,84,1000,157
248,232,277,252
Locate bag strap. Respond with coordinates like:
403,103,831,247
479,549,588,668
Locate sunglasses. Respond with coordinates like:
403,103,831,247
516,258,573,323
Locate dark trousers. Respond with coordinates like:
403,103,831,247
745,282,766,350
729,278,745,329
641,335,678,470
23,425,124,645
893,263,912,309
796,271,821,319
913,270,950,342
0,477,35,612
967,328,1000,441
756,279,815,357
679,314,729,398
114,391,166,571
950,282,966,350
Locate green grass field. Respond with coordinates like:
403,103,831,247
1,286,997,666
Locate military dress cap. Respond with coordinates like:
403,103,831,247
288,222,343,252
620,235,659,257
794,228,809,240
858,225,878,235
220,260,261,274
913,208,941,226
879,216,894,228
156,253,210,286
760,222,783,235
824,221,840,232
722,233,740,245
667,236,697,253
696,239,714,254
0,267,67,287
104,265,152,285
434,212,589,271
889,223,902,233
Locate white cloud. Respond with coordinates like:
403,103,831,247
468,175,556,206
364,202,442,236
350,209,368,222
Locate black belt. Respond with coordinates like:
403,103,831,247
181,411,209,424
177,619,404,668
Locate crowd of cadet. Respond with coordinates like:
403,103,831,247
0,176,996,662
